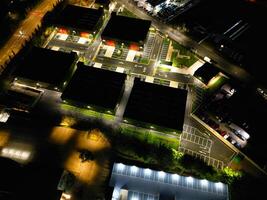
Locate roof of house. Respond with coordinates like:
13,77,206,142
193,63,220,84
54,5,103,31
124,78,187,130
102,13,151,44
14,46,77,86
61,63,126,110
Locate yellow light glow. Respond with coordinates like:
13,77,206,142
63,129,111,184
207,75,221,87
0,131,10,147
49,127,75,145
60,116,76,127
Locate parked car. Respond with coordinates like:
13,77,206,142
223,134,230,139
234,142,242,149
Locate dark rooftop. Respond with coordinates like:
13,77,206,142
0,157,62,200
124,78,187,130
102,13,151,44
95,0,110,6
194,63,220,84
55,5,103,32
62,63,126,110
147,0,165,7
14,46,77,86
223,90,267,139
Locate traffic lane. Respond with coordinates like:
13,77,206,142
186,117,235,163
161,72,193,83
95,55,194,84
94,56,148,73
0,0,59,67
118,0,257,87
150,34,163,60
210,137,236,164
49,38,89,50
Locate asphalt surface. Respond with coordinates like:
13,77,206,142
117,0,260,89
0,0,59,73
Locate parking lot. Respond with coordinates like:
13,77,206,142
181,131,212,149
178,123,228,169
179,146,225,169
143,32,156,59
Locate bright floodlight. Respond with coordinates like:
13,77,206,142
112,186,121,199
9,149,15,155
215,182,223,190
144,168,152,176
158,171,165,179
1,148,8,155
131,197,139,200
186,176,193,184
21,151,30,160
15,150,21,157
201,179,208,187
117,163,125,171
131,166,138,174
62,193,71,199
172,174,179,181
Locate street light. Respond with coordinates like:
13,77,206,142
201,179,208,187
186,176,193,184
215,182,223,190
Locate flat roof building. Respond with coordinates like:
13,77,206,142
193,63,220,85
110,163,229,200
61,63,126,111
13,46,77,90
52,4,104,34
102,13,151,46
124,78,187,131
146,0,165,7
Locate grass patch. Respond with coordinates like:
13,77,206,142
120,124,180,149
118,8,138,18
158,66,171,72
61,103,115,121
139,57,149,64
207,75,228,95
171,41,198,68
163,38,170,46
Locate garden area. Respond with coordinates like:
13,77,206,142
107,124,242,186
169,40,198,68
117,7,138,19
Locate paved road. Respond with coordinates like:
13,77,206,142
0,0,60,73
117,0,259,88
48,38,90,51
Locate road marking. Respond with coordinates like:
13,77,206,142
181,132,212,149
179,147,224,169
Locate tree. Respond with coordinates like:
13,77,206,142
78,149,94,162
